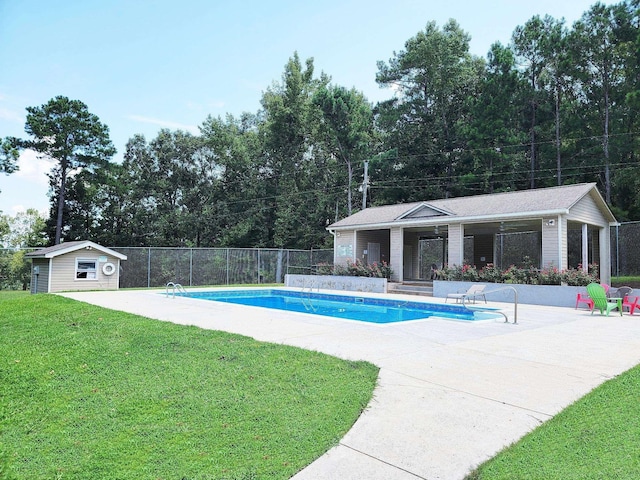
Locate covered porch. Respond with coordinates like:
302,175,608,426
336,218,607,283
328,184,617,285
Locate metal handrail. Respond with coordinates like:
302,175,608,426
461,285,518,324
300,279,318,311
166,282,188,298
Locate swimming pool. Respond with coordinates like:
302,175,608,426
179,289,500,324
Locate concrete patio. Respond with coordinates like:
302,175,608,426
59,288,640,479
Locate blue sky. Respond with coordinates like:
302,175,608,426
0,0,616,216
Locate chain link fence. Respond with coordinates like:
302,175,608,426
2,222,639,290
0,246,332,290
113,247,333,288
611,221,640,277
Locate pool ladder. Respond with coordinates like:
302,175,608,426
166,282,188,298
300,280,318,312
461,285,518,324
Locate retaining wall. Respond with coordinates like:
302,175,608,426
285,274,388,293
433,280,592,308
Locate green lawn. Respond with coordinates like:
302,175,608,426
466,365,640,479
0,292,378,479
611,276,640,289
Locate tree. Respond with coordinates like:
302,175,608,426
261,53,333,248
313,85,373,214
464,42,528,193
536,17,570,186
0,137,19,176
512,15,553,189
0,209,46,290
200,113,270,247
2,208,47,248
569,3,630,203
15,96,116,244
375,20,484,201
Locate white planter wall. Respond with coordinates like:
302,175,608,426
433,280,592,308
285,274,387,293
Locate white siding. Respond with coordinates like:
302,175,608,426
354,230,390,265
334,230,356,266
567,194,608,226
542,217,567,269
31,259,50,293
50,252,121,292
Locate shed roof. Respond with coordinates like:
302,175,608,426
328,183,616,230
25,240,127,260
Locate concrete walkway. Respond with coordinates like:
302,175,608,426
60,289,640,480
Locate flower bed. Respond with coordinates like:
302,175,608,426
436,261,599,286
316,259,393,279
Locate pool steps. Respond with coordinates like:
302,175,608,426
388,281,433,297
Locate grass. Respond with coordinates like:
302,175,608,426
0,292,378,479
465,365,640,479
611,276,640,288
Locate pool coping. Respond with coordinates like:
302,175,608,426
59,288,640,479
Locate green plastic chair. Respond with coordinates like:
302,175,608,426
586,283,621,316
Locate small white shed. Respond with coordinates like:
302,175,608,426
25,240,127,294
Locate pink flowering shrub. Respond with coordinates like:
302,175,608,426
317,259,393,279
438,262,599,286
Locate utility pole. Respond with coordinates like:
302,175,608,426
361,159,369,209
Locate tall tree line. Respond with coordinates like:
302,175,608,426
5,1,640,248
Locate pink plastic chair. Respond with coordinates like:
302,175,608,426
575,292,594,310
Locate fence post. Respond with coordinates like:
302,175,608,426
189,248,193,286
147,247,151,288
615,224,619,278
276,249,283,283
257,249,261,284
226,248,230,285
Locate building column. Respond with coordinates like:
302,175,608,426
447,224,464,266
581,223,589,272
389,227,404,282
599,226,611,284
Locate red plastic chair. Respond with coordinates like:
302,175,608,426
575,292,594,310
623,296,639,315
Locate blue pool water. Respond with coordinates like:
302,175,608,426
179,289,500,324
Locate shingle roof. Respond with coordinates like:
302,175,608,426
25,240,127,259
328,183,615,229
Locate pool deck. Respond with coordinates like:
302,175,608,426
59,288,640,480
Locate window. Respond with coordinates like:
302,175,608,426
76,259,97,279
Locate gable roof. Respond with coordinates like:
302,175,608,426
328,183,616,230
24,240,127,260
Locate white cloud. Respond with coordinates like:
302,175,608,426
15,149,53,186
127,114,199,134
0,106,24,124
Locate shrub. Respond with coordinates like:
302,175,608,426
478,263,503,283
538,267,562,285
317,259,393,279
439,262,600,287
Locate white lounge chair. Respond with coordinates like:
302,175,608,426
446,284,487,304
